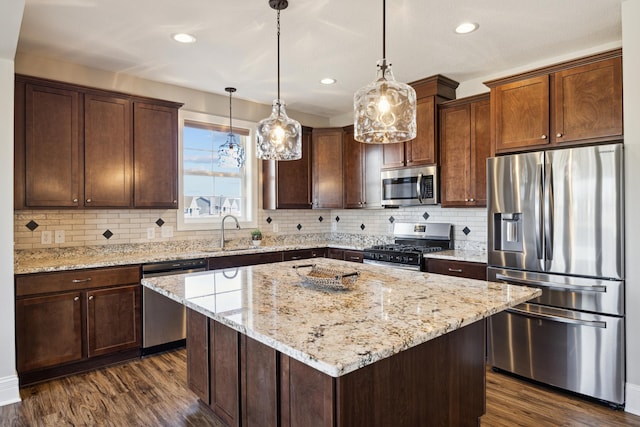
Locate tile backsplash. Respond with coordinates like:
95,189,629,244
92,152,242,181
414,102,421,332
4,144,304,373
14,206,488,251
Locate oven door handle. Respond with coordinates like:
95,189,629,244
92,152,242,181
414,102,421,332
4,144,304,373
506,307,607,329
495,273,607,293
417,173,423,204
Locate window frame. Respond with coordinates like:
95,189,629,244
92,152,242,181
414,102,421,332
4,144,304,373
177,109,259,231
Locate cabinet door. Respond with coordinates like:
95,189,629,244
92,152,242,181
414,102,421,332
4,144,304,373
440,104,472,207
312,128,343,209
263,127,312,209
382,143,405,169
343,128,365,208
470,99,491,206
493,75,550,153
406,96,437,166
343,250,364,263
133,102,179,208
187,308,210,404
326,248,344,260
16,292,83,372
210,320,240,427
427,259,487,280
241,335,278,427
24,84,81,207
84,93,132,207
552,57,623,144
87,284,141,357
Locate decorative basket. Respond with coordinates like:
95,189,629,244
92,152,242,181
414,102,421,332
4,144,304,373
293,264,360,291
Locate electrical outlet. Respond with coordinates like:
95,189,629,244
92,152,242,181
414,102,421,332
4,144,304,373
161,225,174,238
331,222,337,232
54,230,65,243
272,223,279,233
147,227,155,239
388,224,394,233
41,230,52,245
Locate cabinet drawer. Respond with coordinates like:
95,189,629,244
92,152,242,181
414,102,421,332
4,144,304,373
209,252,283,270
427,259,487,280
343,250,363,263
283,248,326,261
16,265,141,297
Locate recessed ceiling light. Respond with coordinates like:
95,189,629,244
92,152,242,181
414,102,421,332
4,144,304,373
172,33,197,43
320,78,337,85
455,22,479,34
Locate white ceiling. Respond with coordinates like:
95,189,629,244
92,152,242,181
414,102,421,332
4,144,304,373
16,0,622,119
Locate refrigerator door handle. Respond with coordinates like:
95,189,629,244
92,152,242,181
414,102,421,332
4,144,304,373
506,307,607,329
535,164,544,260
495,273,607,292
544,162,554,261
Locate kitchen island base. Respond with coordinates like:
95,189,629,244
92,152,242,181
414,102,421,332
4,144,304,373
187,308,485,427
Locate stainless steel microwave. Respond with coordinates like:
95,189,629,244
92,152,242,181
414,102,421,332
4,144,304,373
381,165,439,207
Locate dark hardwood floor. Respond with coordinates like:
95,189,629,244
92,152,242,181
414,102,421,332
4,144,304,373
1,349,640,426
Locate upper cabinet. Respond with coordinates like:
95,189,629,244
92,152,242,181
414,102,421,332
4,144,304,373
14,75,182,210
382,75,458,169
312,128,344,209
262,127,312,210
343,126,382,209
486,49,623,154
439,94,491,207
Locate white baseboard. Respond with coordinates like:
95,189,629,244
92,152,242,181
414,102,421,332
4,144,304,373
0,374,20,407
627,382,640,416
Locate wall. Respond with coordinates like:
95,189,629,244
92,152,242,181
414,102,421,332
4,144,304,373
622,0,640,416
0,0,24,407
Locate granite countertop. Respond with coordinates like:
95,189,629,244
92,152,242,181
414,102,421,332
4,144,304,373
141,258,539,378
14,240,487,274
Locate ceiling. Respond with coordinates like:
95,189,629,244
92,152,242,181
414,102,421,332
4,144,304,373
16,0,622,119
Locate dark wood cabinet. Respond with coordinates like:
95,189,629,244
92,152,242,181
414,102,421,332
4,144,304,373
15,265,142,385
327,248,363,263
343,126,382,209
187,308,209,403
426,258,487,280
133,102,179,208
382,75,458,169
14,75,182,210
241,335,279,427
208,252,284,270
84,93,132,207
263,127,312,209
282,248,326,261
487,49,623,154
312,128,344,209
439,94,491,207
210,320,240,426
23,82,81,207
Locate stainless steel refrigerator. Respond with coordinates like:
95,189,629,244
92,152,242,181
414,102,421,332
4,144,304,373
487,143,625,406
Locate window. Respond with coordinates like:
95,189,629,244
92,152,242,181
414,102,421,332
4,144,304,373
177,110,258,231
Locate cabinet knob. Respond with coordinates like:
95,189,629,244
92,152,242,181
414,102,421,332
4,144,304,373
86,198,92,203
88,295,94,300
556,133,563,138
465,198,469,202
73,296,79,302
469,198,475,202
541,135,548,140
73,198,78,203
173,200,177,204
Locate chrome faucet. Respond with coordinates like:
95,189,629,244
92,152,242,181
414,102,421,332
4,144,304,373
220,215,240,249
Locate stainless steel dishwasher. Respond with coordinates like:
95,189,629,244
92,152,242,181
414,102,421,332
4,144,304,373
141,258,207,355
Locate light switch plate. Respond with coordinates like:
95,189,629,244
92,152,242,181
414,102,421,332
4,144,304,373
41,230,52,244
161,225,174,238
54,230,65,243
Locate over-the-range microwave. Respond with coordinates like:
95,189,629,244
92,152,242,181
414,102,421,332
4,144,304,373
381,165,439,207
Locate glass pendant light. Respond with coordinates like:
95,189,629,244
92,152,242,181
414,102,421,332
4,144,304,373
354,0,417,144
256,0,302,161
218,87,246,168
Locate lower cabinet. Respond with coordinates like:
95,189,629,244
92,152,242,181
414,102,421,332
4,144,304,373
327,248,363,263
15,266,141,385
426,258,487,280
208,252,284,270
282,248,326,261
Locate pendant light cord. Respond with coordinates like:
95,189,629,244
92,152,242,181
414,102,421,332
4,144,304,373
382,0,386,61
228,91,233,135
277,8,281,103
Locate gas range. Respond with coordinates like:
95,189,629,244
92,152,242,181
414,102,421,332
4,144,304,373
363,223,453,271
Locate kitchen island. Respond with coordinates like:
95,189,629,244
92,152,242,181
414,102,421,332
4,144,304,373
142,258,540,427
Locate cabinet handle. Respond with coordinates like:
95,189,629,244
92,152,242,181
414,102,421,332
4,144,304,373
88,295,94,300
290,256,301,260
556,133,563,138
448,268,463,273
541,135,547,140
349,256,360,260
73,296,80,302
71,278,92,283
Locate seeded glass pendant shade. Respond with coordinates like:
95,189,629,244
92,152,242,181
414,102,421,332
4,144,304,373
218,87,246,168
256,0,302,161
354,0,416,144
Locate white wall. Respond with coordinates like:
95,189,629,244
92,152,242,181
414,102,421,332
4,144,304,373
622,0,640,416
0,0,24,407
